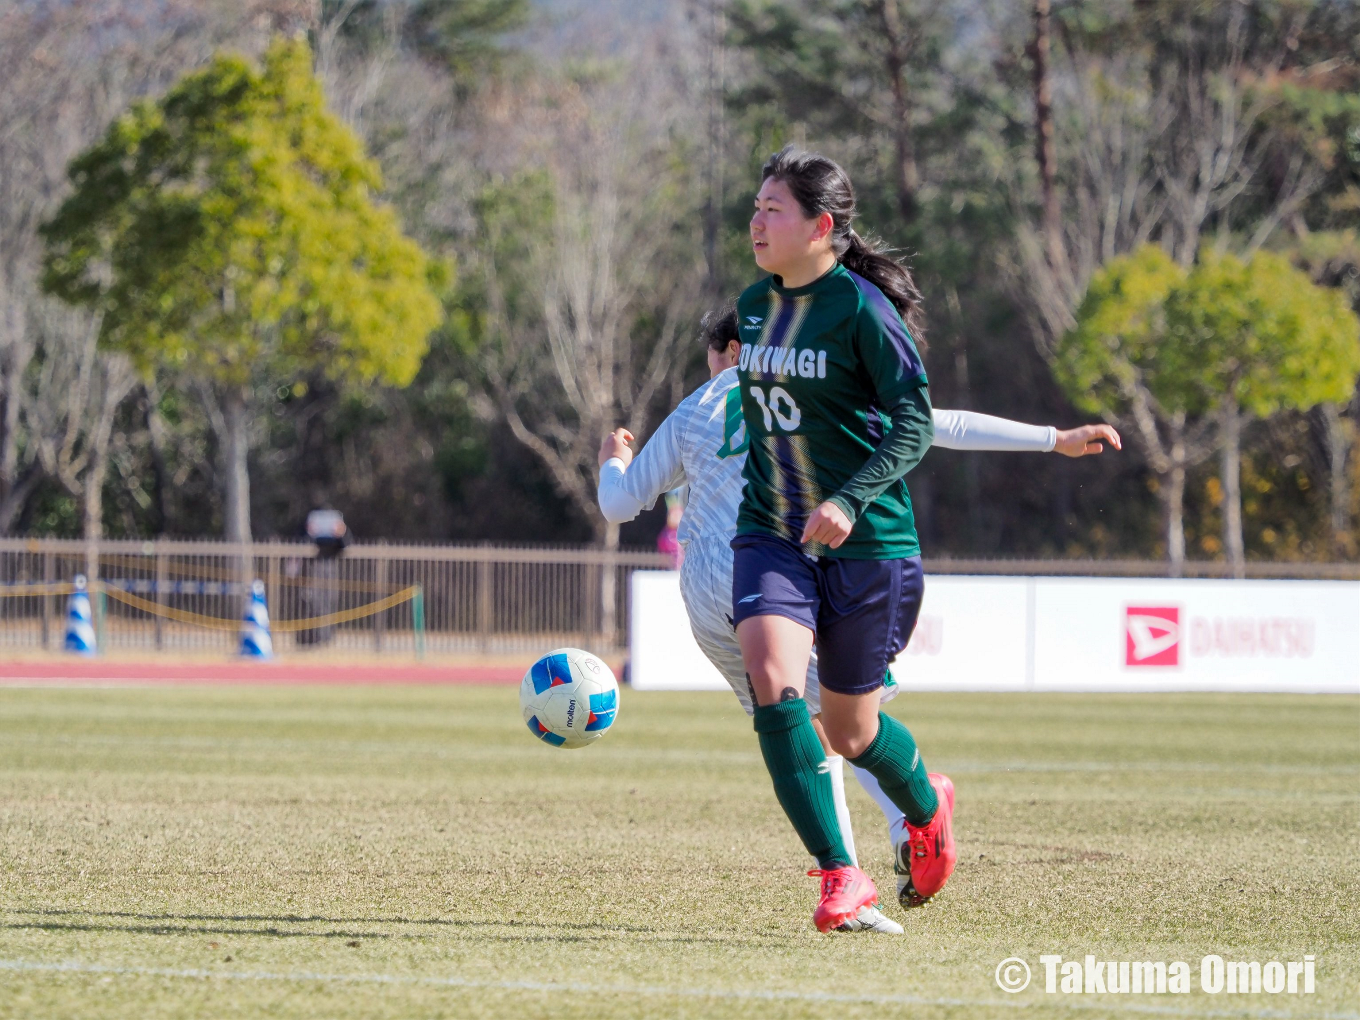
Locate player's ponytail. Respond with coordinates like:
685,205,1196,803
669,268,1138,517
839,229,927,346
760,146,927,346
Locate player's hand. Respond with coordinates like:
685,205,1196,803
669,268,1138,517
1053,424,1121,457
801,501,853,549
598,428,635,468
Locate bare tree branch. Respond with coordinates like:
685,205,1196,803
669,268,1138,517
476,38,706,545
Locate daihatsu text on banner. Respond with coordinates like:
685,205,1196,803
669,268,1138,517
1031,578,1359,693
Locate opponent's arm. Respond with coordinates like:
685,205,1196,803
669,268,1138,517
931,409,1121,456
596,412,687,525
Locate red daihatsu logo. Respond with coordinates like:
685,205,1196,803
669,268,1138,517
1126,606,1180,666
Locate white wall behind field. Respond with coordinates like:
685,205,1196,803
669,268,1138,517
629,572,1360,694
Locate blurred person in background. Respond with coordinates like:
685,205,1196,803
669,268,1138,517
656,490,685,569
296,507,348,646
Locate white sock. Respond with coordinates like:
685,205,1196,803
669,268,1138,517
826,755,858,867
850,763,907,840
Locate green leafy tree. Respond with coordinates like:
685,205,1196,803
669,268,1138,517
1063,244,1360,572
1057,245,1218,569
1291,230,1360,555
40,37,444,542
1166,249,1360,575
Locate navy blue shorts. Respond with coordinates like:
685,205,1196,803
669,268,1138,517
730,533,924,697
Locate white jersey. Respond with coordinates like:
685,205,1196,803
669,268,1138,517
598,368,747,558
597,366,1056,553
598,368,1056,712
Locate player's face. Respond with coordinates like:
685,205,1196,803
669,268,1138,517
751,178,832,278
706,339,740,379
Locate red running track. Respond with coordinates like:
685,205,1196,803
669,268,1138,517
0,659,524,686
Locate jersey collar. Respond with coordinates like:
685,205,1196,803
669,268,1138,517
769,261,847,298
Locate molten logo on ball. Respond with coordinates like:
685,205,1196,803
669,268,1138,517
1125,606,1180,667
520,647,619,749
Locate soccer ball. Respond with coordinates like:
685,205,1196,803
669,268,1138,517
520,647,619,749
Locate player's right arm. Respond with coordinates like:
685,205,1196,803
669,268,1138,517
596,410,687,525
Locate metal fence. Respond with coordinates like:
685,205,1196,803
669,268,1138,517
0,537,1354,658
0,538,670,657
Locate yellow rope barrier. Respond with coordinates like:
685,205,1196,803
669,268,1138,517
89,553,396,593
99,584,418,633
99,585,241,631
0,583,78,597
271,586,418,633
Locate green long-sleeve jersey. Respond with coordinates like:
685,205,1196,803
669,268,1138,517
734,262,933,559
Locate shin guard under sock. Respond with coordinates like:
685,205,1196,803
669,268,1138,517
848,711,939,827
752,700,852,869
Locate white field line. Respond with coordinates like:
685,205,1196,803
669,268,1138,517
0,958,1354,1020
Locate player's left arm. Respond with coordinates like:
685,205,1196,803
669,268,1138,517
804,298,934,549
931,409,1121,457
1051,423,1122,457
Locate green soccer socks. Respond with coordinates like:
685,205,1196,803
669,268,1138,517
849,711,939,827
752,700,853,869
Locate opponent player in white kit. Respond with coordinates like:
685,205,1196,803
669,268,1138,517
597,305,1118,930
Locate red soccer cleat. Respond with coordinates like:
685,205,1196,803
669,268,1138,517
807,865,879,933
895,773,956,908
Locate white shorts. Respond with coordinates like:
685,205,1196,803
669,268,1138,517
678,537,899,717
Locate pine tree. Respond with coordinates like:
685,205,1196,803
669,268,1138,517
41,37,445,541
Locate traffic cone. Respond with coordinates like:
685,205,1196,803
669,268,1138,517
64,574,97,656
240,579,273,659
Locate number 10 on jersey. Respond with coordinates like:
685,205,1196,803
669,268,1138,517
750,386,801,432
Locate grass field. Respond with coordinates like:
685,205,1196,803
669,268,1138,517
0,684,1355,1020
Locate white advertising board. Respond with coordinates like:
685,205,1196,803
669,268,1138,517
1030,577,1360,693
627,571,729,691
887,576,1031,690
629,569,1360,694
626,571,1031,692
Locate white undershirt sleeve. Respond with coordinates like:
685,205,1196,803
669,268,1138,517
596,408,688,524
930,408,1056,453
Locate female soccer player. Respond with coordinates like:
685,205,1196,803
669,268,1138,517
729,145,1064,931
598,304,1118,930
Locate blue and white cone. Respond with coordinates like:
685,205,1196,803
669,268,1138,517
240,579,273,659
63,574,97,656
